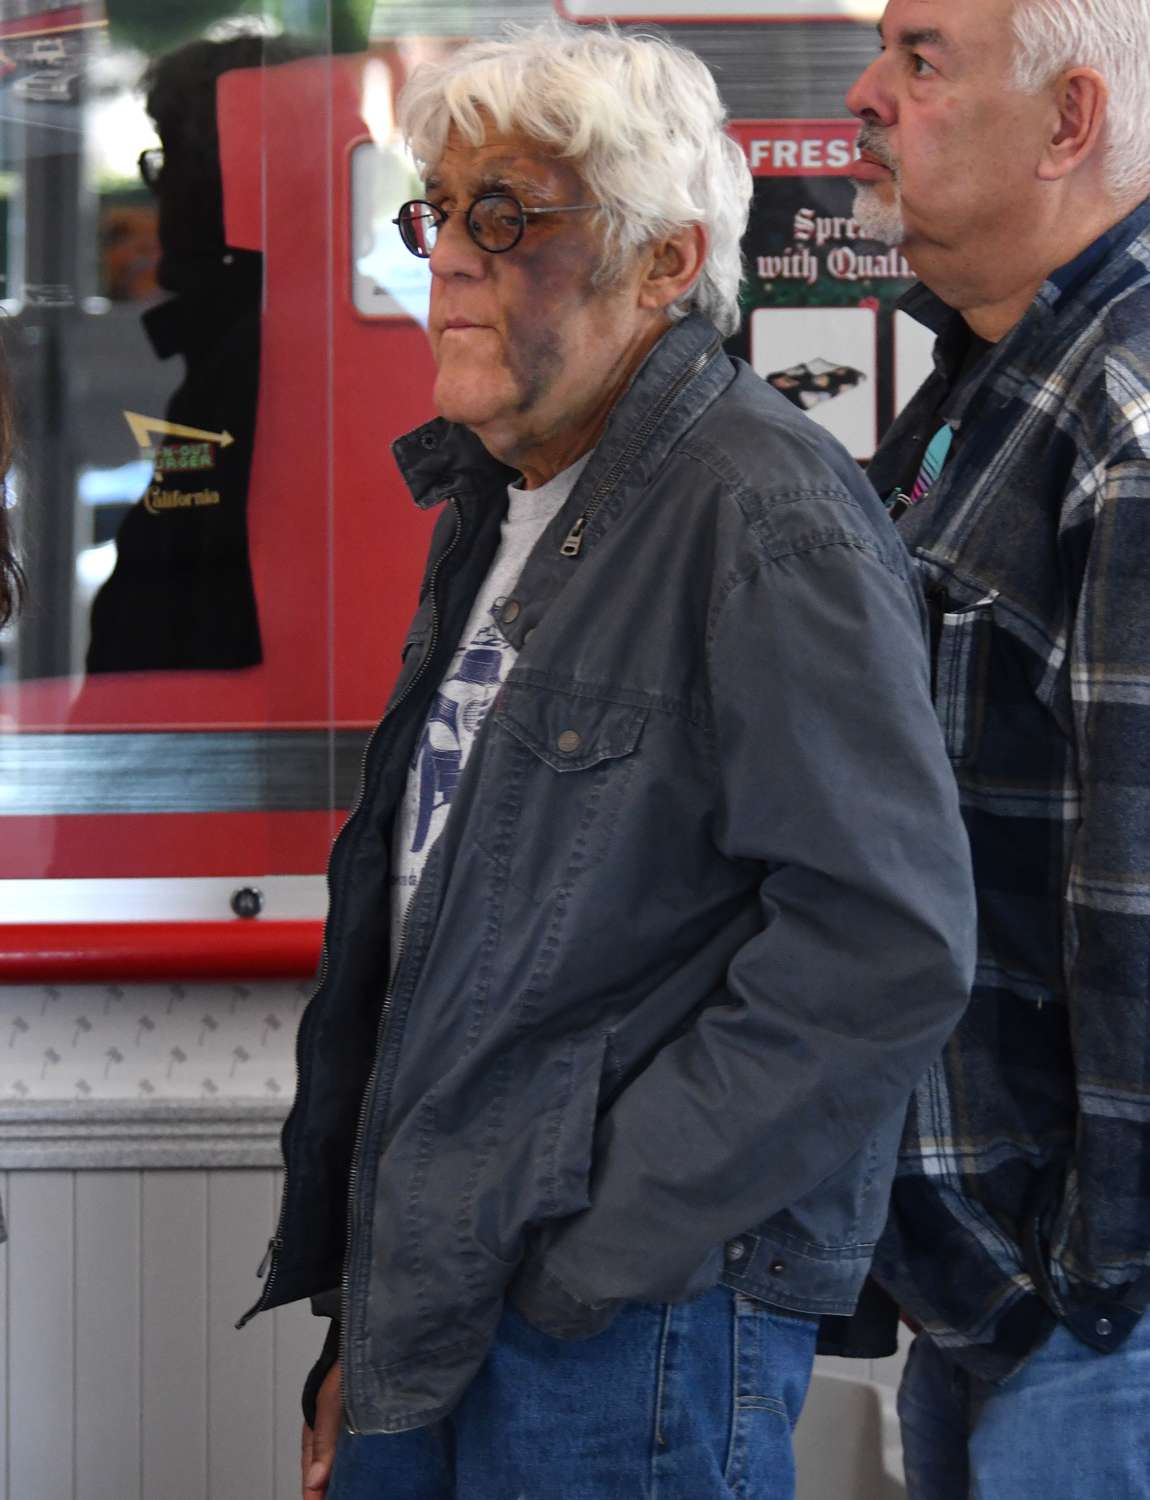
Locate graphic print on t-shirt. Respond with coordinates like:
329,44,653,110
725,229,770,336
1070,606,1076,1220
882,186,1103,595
409,618,510,855
389,450,593,964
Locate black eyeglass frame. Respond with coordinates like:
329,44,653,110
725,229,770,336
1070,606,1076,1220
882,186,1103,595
138,148,164,192
392,193,599,258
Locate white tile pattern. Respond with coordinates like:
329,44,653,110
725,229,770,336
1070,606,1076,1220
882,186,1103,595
0,981,303,1101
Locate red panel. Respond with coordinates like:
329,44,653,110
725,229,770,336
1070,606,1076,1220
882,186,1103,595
0,672,273,731
0,922,323,981
218,53,438,727
0,810,348,881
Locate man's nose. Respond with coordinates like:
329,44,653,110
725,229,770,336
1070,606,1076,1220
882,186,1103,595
428,212,488,279
846,55,895,125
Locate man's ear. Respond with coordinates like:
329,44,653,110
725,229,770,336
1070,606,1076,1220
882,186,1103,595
637,223,708,313
1038,67,1108,182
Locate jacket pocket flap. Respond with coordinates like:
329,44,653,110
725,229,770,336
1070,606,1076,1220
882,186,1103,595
495,684,648,772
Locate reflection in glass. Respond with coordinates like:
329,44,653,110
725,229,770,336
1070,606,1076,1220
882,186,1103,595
88,34,315,675
0,0,887,900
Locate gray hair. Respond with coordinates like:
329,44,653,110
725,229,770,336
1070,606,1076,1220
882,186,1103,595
397,20,752,337
1011,0,1150,201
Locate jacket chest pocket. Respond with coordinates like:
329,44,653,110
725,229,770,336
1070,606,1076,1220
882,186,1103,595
474,681,649,898
926,588,996,766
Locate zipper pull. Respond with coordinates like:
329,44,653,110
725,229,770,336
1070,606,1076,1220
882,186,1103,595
256,1236,279,1279
560,515,587,558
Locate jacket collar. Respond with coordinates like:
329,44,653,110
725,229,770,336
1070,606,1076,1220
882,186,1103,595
390,313,727,516
1039,194,1150,311
391,314,729,654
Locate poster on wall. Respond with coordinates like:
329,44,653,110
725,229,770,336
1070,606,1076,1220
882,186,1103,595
725,120,929,463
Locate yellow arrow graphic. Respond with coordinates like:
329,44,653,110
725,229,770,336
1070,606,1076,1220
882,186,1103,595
123,412,235,449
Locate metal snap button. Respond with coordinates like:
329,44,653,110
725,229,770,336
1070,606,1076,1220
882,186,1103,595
769,1258,786,1276
725,1239,747,1264
557,730,581,754
1096,1317,1113,1337
419,431,438,450
501,599,522,624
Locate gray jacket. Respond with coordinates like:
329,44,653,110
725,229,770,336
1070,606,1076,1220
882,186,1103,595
242,314,975,1434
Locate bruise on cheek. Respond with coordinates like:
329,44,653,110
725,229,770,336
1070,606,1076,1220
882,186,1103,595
507,325,563,415
502,235,602,415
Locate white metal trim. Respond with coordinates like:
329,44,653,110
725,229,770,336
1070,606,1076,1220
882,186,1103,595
0,874,328,923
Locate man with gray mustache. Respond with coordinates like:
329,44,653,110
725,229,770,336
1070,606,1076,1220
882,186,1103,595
845,2,1150,1497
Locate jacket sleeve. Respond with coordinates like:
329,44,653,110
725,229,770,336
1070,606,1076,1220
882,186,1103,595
1050,455,1150,1321
512,530,976,1335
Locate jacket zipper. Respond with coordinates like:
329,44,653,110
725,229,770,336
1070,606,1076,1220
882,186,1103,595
236,496,465,1334
338,497,465,1433
560,336,722,558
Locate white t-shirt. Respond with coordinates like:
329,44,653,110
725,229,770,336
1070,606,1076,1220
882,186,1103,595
389,452,592,962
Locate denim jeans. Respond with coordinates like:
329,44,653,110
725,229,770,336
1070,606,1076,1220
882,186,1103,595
328,1286,818,1499
899,1315,1150,1499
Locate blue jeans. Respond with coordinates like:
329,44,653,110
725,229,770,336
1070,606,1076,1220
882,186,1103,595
899,1317,1150,1499
329,1286,818,1499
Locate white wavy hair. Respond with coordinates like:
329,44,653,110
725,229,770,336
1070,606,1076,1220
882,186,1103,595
1011,0,1150,200
397,21,752,338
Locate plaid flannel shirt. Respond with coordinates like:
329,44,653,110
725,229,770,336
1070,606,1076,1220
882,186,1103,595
867,198,1150,1383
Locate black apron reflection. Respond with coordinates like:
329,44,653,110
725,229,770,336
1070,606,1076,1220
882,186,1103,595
87,250,262,673
86,35,316,675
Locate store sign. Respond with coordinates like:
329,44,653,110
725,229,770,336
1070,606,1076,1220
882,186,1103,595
730,120,860,177
557,1,882,18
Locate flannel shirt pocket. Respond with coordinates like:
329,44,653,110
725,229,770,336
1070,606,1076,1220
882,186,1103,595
930,593,996,765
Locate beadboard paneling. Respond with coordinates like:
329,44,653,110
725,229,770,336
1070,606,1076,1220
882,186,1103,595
141,1171,210,1500
8,1173,76,1500
207,1172,276,1496
75,1172,141,1500
0,1164,903,1499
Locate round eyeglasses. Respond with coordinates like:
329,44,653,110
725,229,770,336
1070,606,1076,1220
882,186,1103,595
393,193,598,258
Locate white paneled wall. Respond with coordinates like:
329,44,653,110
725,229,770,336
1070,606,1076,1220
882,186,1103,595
0,1163,908,1500
1,1168,317,1500
0,982,909,1498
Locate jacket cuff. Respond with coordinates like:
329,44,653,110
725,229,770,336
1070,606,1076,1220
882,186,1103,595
301,1316,341,1429
508,1255,619,1340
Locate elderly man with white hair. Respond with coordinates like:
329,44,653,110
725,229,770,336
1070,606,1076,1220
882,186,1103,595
238,22,976,1500
846,2,1150,1496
